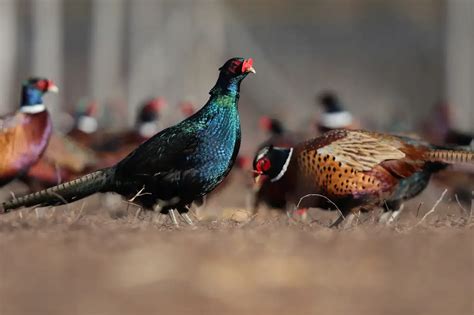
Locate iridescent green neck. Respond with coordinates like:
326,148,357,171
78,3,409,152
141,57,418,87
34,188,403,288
209,75,242,96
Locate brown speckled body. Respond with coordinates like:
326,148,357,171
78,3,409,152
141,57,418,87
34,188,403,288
268,129,473,214
0,111,52,186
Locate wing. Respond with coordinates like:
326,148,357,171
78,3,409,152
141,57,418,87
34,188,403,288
316,131,406,171
42,134,97,173
0,113,28,179
296,130,431,198
117,123,200,178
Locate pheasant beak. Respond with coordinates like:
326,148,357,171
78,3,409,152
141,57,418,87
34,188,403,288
253,173,269,190
47,82,59,93
246,66,256,74
242,58,256,74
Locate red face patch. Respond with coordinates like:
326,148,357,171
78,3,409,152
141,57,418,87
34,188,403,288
241,58,253,73
147,97,166,112
36,80,48,91
256,157,271,174
259,116,272,131
86,102,98,116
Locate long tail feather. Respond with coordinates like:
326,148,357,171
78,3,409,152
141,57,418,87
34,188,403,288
1,168,115,213
426,149,474,164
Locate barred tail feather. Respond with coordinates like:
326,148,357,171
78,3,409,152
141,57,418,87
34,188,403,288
1,168,115,213
426,149,474,164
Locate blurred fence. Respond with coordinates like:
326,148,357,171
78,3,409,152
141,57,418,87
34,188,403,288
0,0,472,151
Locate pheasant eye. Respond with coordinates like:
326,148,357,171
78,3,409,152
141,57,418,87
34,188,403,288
256,157,271,173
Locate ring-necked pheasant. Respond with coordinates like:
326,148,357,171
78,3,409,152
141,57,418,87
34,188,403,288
1,58,255,226
67,101,100,148
316,91,359,133
252,117,302,212
253,129,474,226
0,78,58,187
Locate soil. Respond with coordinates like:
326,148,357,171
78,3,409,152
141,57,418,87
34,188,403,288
0,181,473,315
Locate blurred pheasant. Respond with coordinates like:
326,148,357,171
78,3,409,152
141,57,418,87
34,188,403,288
0,78,58,187
423,101,473,148
22,101,101,190
95,97,166,168
67,101,100,148
1,57,255,226
316,91,359,133
23,132,98,191
179,100,196,118
253,129,474,226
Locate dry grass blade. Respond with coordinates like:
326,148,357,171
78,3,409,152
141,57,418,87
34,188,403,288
296,193,345,226
454,194,469,217
413,188,448,228
128,186,151,202
70,202,86,225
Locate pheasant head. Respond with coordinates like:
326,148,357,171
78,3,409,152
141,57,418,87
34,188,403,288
20,78,58,113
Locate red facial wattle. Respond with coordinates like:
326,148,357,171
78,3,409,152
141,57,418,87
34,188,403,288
148,97,166,112
241,58,254,73
256,157,271,174
36,80,58,93
86,101,98,116
36,80,48,91
259,116,272,131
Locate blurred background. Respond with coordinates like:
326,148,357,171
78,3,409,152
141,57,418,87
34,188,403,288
0,0,473,153
1,2,473,315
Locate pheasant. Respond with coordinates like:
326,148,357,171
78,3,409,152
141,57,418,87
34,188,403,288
22,132,99,191
67,101,100,148
316,91,359,133
95,97,167,168
253,129,474,226
0,78,58,187
252,116,303,213
1,57,255,226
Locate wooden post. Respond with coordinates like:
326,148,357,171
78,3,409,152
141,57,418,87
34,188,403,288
0,0,17,113
31,0,63,121
89,0,125,112
446,0,474,132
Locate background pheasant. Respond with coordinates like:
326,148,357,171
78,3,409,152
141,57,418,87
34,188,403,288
94,97,166,168
0,78,58,187
1,57,255,226
22,132,98,191
67,101,100,148
316,91,359,133
253,129,474,226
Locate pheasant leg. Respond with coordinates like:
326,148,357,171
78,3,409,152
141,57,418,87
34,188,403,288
180,212,194,225
168,209,179,226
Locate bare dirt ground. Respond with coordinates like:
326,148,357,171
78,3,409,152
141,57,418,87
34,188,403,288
0,181,473,315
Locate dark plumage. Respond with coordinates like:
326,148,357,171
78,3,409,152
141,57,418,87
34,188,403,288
0,78,58,187
1,58,255,226
253,129,474,226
